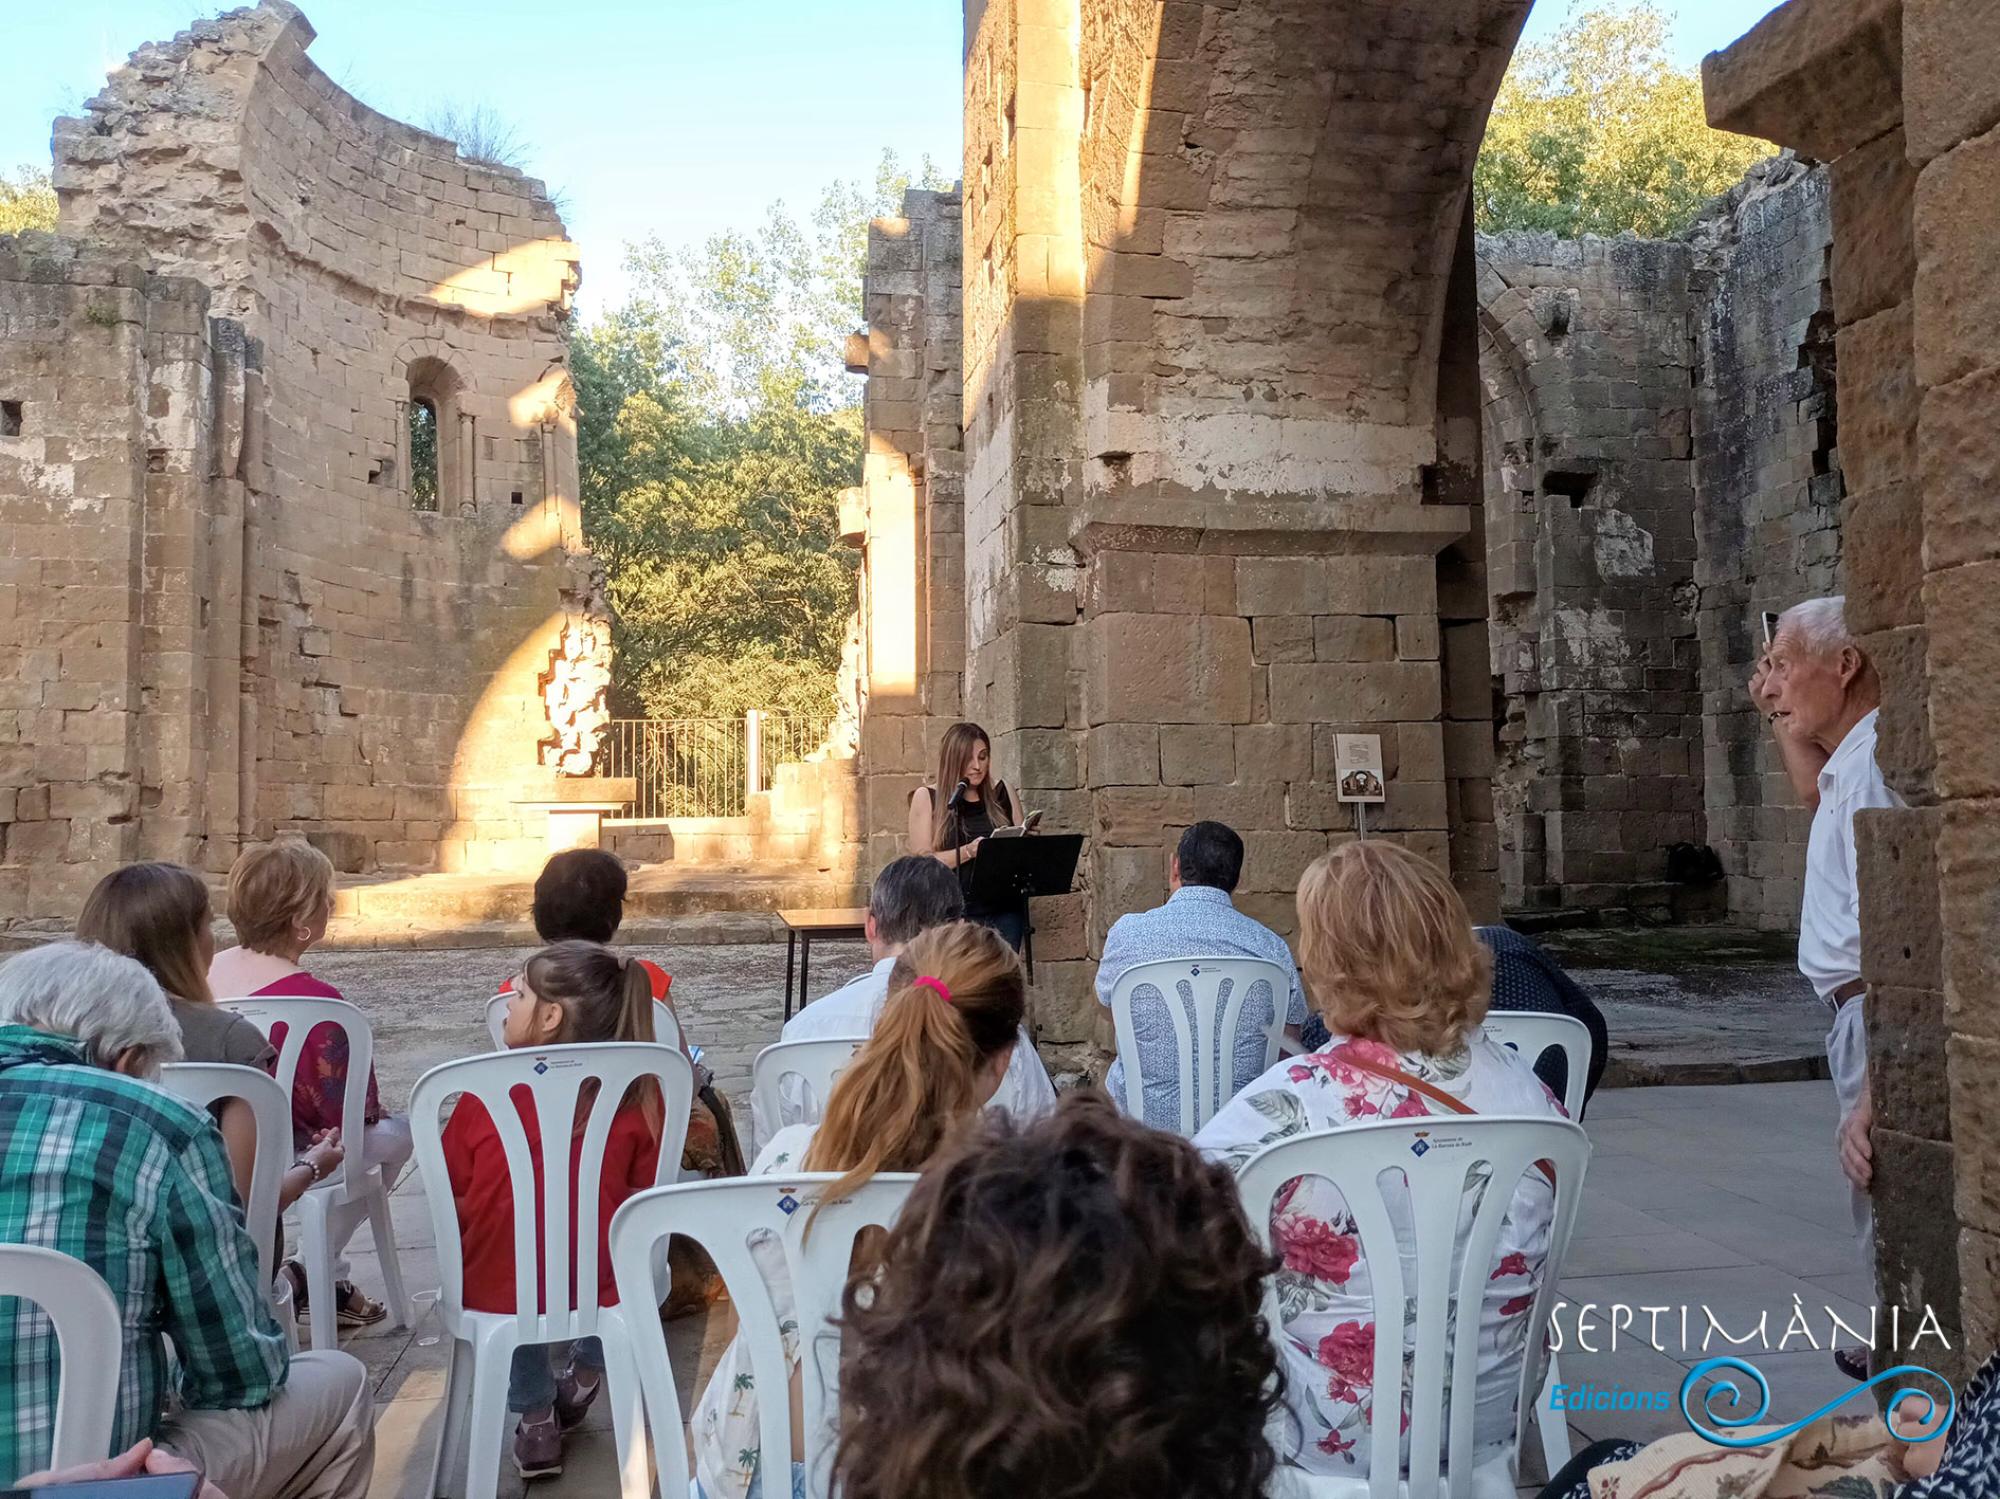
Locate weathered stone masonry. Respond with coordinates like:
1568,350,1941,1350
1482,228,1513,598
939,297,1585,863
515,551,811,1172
0,2,603,919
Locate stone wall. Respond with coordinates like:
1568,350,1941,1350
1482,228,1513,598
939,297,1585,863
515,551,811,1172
0,2,601,918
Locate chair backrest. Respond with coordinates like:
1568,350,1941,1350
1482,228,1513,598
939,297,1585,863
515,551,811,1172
1479,1013,1592,1119
751,1037,864,1137
608,1171,917,1499
217,995,372,1192
1235,1117,1590,1499
482,993,683,1054
1106,955,1292,1133
0,1244,122,1472
408,1042,692,1343
159,1062,291,1289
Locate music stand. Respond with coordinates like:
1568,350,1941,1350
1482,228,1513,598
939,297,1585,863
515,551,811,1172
967,833,1083,982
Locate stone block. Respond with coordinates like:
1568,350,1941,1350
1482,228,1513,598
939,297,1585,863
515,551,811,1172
1701,0,1903,161
1313,616,1395,662
1938,800,2000,1043
1251,615,1313,663
1831,128,1917,325
1095,785,1194,845
1869,984,1952,1141
1238,829,1328,896
1857,806,1944,991
1836,304,1917,491
1029,959,1098,1047
1030,891,1088,964
1950,1034,2000,1233
1924,566,2000,799
1012,726,1080,789
1914,120,2000,387
1396,614,1441,661
1083,613,1253,725
1841,482,1925,633
1159,724,1234,786
1905,0,2000,164
1861,624,1937,797
1285,783,1356,833
1094,844,1169,941
1869,1129,1964,1373
304,828,369,873
1235,556,1434,618
1919,366,2000,572
1087,723,1160,787
1268,662,1439,724
1233,723,1312,783
1440,623,1491,722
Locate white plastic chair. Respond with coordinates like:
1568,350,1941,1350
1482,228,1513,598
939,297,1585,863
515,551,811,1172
219,995,412,1354
410,1042,693,1499
1479,1013,1592,1119
1106,956,1292,1133
608,1172,917,1499
749,1037,864,1152
483,992,683,1054
159,1062,295,1342
1235,1116,1590,1499
0,1244,122,1470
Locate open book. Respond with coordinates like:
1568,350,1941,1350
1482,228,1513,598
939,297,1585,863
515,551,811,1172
988,810,1044,838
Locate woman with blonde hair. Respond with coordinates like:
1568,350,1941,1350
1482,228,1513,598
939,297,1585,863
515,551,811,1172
208,838,409,1330
691,919,1026,1499
1192,840,1565,1479
907,721,1028,949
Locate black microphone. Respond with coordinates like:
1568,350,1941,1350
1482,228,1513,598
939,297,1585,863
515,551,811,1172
947,778,969,810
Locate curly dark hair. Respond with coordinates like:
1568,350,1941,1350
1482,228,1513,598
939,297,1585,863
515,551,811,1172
831,1093,1284,1499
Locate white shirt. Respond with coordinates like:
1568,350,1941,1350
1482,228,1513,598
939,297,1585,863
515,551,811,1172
755,955,1057,1142
1799,710,1903,1004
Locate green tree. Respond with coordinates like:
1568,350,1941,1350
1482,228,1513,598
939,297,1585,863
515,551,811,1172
0,166,57,236
575,150,951,723
1474,3,1770,237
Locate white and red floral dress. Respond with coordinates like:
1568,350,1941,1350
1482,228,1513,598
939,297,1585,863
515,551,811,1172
1192,1031,1564,1477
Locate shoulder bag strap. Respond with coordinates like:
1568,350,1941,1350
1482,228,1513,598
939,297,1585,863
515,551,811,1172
1335,1049,1557,1187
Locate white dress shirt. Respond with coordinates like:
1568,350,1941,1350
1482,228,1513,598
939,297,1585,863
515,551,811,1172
755,955,1057,1142
1798,709,1903,1003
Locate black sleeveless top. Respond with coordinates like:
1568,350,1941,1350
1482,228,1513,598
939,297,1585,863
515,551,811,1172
930,781,1014,913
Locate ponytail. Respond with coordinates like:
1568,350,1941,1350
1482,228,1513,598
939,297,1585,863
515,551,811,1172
519,940,665,1139
803,921,1025,1212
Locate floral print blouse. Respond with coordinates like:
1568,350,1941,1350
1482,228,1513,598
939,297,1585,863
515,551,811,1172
1191,1031,1564,1477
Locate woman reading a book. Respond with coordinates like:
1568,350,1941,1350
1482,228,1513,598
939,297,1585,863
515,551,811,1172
907,720,1030,950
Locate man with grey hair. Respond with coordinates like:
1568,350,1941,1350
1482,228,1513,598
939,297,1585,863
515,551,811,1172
1751,597,1900,1375
0,941,375,1496
761,854,1057,1141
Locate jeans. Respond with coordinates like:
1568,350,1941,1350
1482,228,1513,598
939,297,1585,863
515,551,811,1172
508,1337,603,1414
970,905,1027,952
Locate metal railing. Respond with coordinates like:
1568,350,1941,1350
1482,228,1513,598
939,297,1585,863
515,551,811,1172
601,713,835,819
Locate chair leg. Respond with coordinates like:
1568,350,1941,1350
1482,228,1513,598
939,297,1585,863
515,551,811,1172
1537,1350,1573,1475
427,1337,472,1499
366,1183,412,1328
599,1317,650,1499
464,1326,516,1499
297,1192,339,1353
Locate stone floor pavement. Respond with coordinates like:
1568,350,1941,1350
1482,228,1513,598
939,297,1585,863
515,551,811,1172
295,931,1874,1499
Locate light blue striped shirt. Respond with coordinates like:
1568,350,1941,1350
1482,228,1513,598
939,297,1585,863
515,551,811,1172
1096,885,1306,1129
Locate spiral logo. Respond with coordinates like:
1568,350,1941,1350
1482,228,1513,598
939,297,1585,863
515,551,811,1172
1679,1356,1955,1448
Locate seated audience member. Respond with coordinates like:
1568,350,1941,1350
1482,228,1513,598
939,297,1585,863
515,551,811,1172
76,863,343,1230
692,920,1025,1499
1300,925,1609,1107
769,854,1055,1140
1096,820,1306,1129
1194,840,1564,1478
207,840,408,1329
445,942,667,1479
832,1093,1282,1499
0,941,374,1499
504,849,744,1180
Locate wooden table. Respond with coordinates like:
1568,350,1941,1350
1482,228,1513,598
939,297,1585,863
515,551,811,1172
778,907,868,1021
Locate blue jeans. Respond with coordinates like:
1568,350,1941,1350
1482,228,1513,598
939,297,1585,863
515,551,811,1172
508,1336,603,1414
970,905,1027,952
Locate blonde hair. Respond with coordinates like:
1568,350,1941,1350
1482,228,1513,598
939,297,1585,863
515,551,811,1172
518,940,663,1138
226,840,335,952
76,862,216,1007
804,921,1025,1209
1295,841,1491,1055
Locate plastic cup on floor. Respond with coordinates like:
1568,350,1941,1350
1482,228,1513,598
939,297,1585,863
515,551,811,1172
410,1286,441,1346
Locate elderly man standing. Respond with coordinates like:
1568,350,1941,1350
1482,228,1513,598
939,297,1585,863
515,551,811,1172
0,941,374,1496
1752,597,1900,1370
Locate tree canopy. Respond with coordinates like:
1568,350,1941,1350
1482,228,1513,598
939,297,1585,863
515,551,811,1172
0,167,57,236
573,151,951,721
1474,3,1771,238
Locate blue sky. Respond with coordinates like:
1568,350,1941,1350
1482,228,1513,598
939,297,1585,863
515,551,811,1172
2,0,1782,318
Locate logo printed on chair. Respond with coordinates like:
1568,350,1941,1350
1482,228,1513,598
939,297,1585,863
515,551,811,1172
533,1059,550,1075
776,1193,800,1216
1410,1135,1431,1158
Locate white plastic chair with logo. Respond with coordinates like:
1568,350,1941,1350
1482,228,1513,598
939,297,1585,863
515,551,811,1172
1235,1116,1590,1499
1106,956,1292,1134
608,1171,917,1499
410,1041,693,1499
1475,1012,1594,1477
0,1244,122,1470
219,995,412,1354
483,992,683,1054
159,1061,297,1346
749,1037,864,1153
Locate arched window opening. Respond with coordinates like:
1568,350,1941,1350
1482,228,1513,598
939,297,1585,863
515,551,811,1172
409,397,440,512
400,355,469,515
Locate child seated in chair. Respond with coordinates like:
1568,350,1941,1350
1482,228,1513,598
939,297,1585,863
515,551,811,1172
444,940,668,1480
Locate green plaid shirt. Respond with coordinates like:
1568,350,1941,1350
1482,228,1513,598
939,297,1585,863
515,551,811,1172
0,1026,288,1483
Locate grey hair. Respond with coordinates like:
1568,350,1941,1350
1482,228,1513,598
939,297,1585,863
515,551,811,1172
0,941,184,1077
869,854,966,946
1778,596,1856,659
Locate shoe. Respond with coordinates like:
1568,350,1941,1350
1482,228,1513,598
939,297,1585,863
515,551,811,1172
512,1414,564,1479
1834,1345,1869,1381
335,1281,387,1329
553,1361,602,1432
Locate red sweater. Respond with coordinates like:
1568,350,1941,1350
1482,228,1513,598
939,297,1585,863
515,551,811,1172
442,1092,661,1313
